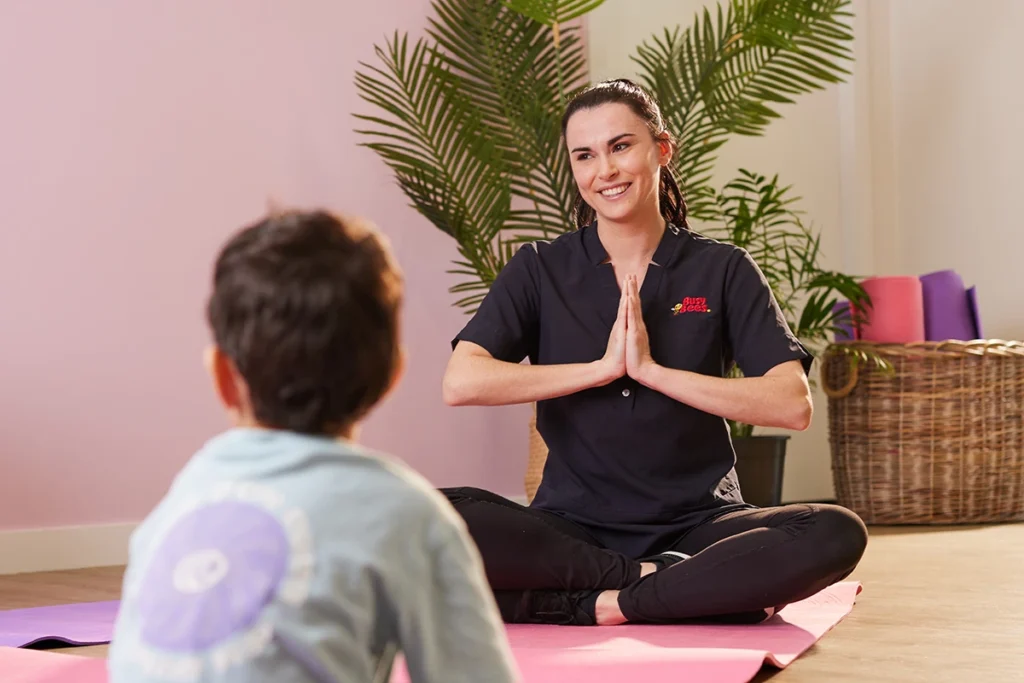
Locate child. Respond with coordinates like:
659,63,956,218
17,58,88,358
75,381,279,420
108,210,519,683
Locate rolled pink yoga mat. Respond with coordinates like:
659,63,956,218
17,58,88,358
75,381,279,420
856,276,925,343
919,269,978,341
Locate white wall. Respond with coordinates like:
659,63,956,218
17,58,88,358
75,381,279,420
882,0,1023,339
588,0,1023,501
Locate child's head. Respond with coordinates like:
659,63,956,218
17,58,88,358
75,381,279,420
204,209,404,438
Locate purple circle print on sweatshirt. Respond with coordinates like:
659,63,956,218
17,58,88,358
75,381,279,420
136,500,290,652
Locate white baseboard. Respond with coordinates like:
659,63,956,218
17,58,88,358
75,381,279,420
0,496,530,576
0,522,136,575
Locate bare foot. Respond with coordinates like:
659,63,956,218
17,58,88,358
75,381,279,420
595,590,628,625
640,562,657,577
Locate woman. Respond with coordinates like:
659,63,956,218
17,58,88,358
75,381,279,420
441,79,867,626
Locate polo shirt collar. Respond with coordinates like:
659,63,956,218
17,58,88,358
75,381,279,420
582,220,688,268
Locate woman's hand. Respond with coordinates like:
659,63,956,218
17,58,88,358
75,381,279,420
597,274,659,386
597,278,629,384
625,274,657,382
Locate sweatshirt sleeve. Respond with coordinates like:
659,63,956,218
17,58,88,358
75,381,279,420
396,504,519,683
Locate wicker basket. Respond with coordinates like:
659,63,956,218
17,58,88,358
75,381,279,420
821,340,1024,524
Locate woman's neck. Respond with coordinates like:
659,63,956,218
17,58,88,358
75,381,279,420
596,211,666,267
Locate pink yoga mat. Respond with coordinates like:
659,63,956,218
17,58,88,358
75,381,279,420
0,647,107,683
919,269,978,341
0,584,860,683
393,581,862,683
0,602,120,648
857,276,925,343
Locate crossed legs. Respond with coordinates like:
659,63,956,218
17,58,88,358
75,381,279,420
443,487,868,625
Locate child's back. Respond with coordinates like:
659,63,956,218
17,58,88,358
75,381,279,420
107,210,517,682
110,429,512,682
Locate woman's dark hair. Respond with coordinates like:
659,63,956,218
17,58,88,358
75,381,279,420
206,210,403,435
561,78,687,231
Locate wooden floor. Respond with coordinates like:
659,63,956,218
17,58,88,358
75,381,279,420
1,524,1023,681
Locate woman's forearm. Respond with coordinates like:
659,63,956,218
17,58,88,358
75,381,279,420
443,354,617,407
634,363,813,431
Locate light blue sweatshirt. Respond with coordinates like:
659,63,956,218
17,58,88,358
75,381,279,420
108,428,518,683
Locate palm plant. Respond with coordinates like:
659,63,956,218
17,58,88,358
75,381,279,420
353,0,884,436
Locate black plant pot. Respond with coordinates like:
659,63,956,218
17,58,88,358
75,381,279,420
732,435,789,508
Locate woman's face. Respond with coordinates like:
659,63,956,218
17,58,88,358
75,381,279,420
564,102,671,226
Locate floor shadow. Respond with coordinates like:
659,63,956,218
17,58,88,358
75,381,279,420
22,639,82,650
751,667,783,682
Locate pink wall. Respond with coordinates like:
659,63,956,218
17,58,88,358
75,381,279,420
0,1,531,530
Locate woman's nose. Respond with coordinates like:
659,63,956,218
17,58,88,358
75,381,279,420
598,154,617,178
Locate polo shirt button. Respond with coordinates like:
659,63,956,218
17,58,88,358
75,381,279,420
622,388,631,397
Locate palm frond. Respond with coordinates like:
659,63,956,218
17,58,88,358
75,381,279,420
429,0,585,218
501,0,608,25
633,0,854,212
705,0,853,135
353,32,512,288
354,1,590,306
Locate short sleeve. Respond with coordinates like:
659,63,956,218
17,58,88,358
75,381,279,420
451,243,540,363
723,248,813,378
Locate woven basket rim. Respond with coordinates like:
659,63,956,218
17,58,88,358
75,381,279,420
827,339,1024,358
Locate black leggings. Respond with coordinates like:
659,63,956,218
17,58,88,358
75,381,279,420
443,487,868,624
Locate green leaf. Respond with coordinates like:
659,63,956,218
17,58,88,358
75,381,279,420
703,167,873,356
353,30,517,295
501,0,607,25
634,0,853,211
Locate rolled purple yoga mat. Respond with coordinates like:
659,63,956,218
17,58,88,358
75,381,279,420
967,285,983,338
832,301,856,341
919,269,977,341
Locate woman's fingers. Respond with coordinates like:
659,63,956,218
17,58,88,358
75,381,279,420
626,274,634,325
626,277,635,326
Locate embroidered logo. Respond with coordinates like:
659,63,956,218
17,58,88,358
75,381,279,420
671,297,711,315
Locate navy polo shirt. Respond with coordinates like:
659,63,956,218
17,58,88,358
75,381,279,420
452,223,812,557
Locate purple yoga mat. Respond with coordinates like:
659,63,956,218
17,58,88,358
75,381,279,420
967,285,983,338
0,601,120,648
919,269,978,341
831,301,856,341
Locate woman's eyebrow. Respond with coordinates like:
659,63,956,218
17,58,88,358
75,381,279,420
571,132,637,154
